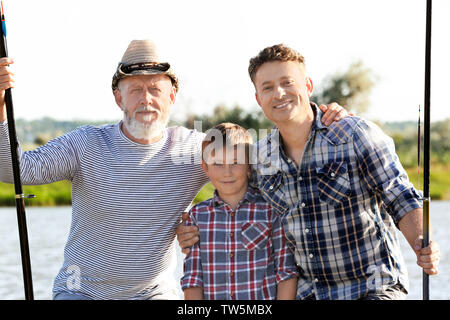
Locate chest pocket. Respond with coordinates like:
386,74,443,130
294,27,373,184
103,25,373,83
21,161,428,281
257,173,289,215
316,161,351,207
241,222,270,250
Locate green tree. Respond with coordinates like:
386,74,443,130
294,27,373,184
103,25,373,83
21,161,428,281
382,118,450,168
33,134,51,146
312,60,377,115
184,104,273,132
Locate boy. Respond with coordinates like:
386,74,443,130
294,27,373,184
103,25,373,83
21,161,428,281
181,123,299,300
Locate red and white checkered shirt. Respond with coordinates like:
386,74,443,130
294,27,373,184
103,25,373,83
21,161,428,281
181,186,298,300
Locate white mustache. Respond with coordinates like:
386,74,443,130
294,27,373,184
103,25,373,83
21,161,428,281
133,106,161,117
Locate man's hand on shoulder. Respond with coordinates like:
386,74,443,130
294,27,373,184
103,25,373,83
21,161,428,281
319,102,354,126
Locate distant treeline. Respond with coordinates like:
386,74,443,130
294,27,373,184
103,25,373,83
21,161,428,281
15,117,114,147
0,109,448,206
14,111,450,168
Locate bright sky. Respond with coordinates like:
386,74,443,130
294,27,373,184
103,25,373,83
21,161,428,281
4,0,449,123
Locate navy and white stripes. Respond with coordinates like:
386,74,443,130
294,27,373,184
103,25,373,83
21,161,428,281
0,121,208,299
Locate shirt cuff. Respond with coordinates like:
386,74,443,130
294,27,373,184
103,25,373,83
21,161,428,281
276,268,300,283
180,276,204,291
387,188,423,227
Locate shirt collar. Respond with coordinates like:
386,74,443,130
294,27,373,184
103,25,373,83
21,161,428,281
212,186,258,209
255,102,327,175
311,103,329,131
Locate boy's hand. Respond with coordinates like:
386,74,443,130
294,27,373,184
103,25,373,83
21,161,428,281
176,212,200,255
319,102,354,126
413,236,440,275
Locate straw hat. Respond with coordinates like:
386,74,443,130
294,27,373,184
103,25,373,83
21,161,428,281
112,40,179,92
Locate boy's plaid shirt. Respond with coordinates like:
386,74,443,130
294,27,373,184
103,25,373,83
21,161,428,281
180,186,299,300
251,104,422,300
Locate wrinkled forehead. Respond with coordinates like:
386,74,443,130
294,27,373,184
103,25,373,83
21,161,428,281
118,73,173,89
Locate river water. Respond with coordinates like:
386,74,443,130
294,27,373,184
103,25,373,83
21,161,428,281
0,202,448,300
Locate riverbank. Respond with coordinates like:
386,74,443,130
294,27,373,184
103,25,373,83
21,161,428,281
0,165,449,206
0,181,72,207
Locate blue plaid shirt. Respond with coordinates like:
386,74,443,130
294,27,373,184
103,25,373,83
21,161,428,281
251,104,422,300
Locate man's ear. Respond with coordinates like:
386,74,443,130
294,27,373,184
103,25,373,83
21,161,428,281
306,77,314,97
113,89,123,110
170,86,177,105
255,91,262,109
167,86,177,112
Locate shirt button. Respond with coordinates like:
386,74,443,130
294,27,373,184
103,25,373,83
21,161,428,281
299,176,303,181
309,253,314,259
304,228,310,233
229,232,233,237
330,172,336,177
230,271,234,276
314,278,319,283
229,253,233,258
269,185,274,190
230,292,234,297
301,202,306,208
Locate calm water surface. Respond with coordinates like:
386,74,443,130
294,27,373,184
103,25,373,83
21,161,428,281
1,202,448,300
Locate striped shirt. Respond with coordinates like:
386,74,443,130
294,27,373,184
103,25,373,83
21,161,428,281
0,121,208,299
181,186,299,300
251,104,422,300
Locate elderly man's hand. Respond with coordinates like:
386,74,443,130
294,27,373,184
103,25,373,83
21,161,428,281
176,212,200,255
414,237,440,275
319,102,354,126
0,57,15,121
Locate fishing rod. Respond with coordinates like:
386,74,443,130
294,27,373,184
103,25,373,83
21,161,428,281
0,1,34,300
422,0,432,301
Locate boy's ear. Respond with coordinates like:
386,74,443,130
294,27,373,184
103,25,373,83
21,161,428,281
201,161,209,176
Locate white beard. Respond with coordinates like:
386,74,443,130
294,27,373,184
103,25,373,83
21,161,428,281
122,106,168,141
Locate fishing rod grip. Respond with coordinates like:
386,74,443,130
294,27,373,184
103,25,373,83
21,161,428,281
422,197,430,300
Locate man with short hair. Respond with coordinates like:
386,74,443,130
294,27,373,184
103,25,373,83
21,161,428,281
0,39,348,300
178,44,441,300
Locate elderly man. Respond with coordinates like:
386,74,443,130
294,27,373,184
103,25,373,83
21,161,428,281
177,44,440,300
0,40,346,300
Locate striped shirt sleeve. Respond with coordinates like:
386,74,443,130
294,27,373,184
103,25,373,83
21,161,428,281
0,121,89,185
352,119,422,225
